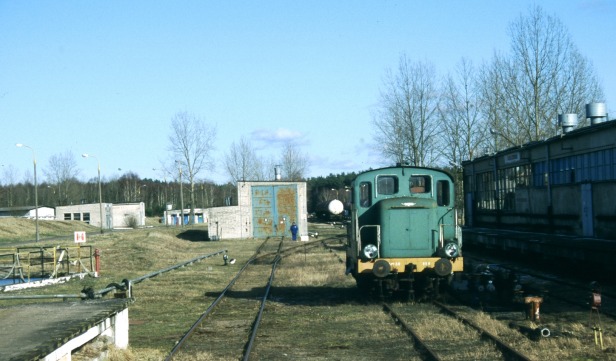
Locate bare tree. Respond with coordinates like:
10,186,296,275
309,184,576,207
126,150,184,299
373,54,440,166
224,136,263,183
167,111,217,223
1,164,18,206
482,6,604,145
256,155,278,181
280,143,308,181
44,151,80,205
439,58,487,164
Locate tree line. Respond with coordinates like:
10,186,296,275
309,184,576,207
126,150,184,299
0,163,355,219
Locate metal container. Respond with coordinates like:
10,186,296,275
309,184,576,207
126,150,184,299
586,103,607,125
558,114,578,133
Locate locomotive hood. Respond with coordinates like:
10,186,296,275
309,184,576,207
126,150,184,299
377,197,437,210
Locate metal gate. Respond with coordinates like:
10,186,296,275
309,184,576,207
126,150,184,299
252,185,298,238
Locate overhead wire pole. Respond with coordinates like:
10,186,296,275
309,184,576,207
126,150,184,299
82,153,104,234
15,143,39,241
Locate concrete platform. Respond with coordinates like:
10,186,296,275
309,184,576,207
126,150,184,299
463,227,616,273
0,298,131,361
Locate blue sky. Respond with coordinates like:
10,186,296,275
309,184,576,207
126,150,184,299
1,1,615,184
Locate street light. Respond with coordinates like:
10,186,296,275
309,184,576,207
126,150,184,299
16,143,39,241
176,161,184,227
82,153,104,234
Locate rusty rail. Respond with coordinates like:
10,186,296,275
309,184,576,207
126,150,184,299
382,303,442,361
433,301,533,361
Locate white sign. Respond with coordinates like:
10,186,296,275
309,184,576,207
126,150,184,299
504,152,521,164
74,231,87,243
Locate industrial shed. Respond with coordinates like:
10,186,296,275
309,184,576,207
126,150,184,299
163,208,207,226
55,202,145,229
462,103,616,239
208,181,308,241
0,206,55,219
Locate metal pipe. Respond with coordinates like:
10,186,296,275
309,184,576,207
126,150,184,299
16,143,39,241
509,322,550,340
0,294,81,300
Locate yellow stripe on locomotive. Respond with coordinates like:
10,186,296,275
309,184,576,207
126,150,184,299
356,257,464,275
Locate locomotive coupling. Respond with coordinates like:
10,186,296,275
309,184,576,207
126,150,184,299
434,258,453,277
372,260,391,278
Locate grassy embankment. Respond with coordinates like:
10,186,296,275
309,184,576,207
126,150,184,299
0,218,352,360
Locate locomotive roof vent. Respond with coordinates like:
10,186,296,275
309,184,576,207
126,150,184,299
586,102,607,125
558,113,578,134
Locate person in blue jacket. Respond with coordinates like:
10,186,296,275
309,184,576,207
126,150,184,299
290,222,299,241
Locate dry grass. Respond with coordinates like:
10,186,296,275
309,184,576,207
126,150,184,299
4,219,615,360
0,218,99,244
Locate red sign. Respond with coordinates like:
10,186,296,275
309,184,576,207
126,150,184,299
74,231,87,243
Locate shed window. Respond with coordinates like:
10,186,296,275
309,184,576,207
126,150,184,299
377,176,398,195
64,213,71,221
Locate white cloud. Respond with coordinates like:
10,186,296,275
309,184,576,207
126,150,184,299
251,128,306,144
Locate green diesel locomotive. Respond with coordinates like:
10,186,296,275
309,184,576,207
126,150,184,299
345,165,463,299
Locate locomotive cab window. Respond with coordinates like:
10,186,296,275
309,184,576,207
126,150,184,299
410,175,430,193
359,182,372,207
436,180,450,206
377,175,398,195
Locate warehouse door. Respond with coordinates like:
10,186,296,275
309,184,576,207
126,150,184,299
252,185,298,238
581,183,594,237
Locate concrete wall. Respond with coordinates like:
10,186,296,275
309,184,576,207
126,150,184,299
55,203,144,229
56,203,112,229
111,203,145,228
208,206,244,240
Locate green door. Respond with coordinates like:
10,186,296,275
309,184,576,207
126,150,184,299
252,185,298,238
382,208,435,258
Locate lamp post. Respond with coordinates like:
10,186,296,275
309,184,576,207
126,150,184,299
176,161,184,227
82,153,104,234
16,143,39,241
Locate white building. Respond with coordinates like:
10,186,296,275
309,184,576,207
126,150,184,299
163,208,208,226
55,203,145,229
208,181,308,241
0,206,55,219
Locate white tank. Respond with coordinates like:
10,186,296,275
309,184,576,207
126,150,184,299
328,199,344,215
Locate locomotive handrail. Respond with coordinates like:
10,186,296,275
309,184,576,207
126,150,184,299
357,224,380,257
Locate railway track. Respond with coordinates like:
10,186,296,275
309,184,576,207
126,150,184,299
126,228,614,359
383,302,533,361
166,236,283,360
